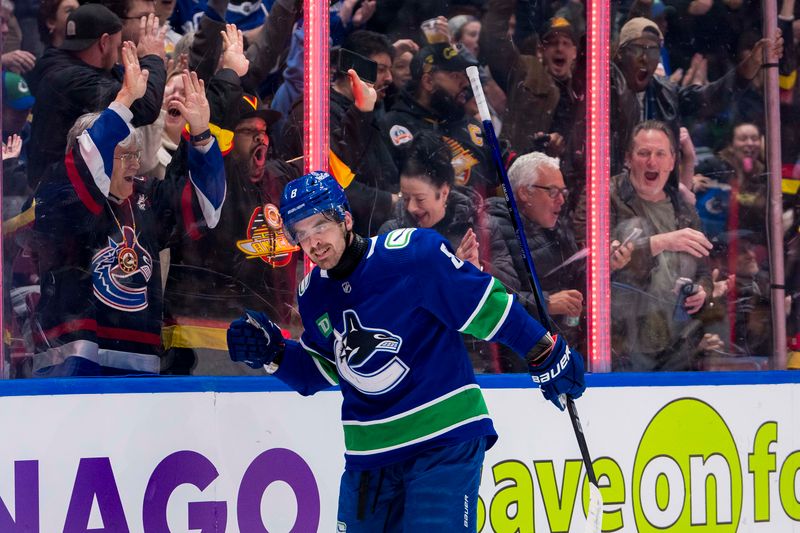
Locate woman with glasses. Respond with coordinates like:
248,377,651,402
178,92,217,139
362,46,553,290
31,48,225,377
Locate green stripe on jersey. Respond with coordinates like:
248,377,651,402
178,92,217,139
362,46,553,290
310,353,339,385
301,340,339,385
342,385,489,454
459,278,513,340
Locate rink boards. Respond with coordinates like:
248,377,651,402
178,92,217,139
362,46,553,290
0,372,798,532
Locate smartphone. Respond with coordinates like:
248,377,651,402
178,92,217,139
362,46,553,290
620,227,643,247
336,48,378,84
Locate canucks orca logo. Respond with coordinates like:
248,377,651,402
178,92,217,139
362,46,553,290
91,226,153,312
333,310,408,395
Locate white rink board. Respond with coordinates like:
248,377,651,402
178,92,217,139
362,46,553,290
0,373,798,532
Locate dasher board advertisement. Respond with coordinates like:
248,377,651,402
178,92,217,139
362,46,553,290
0,372,797,532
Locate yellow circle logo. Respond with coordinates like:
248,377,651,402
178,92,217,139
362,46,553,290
633,398,742,531
443,46,458,59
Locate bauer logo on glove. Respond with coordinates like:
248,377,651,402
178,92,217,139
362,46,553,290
527,333,586,410
530,344,572,384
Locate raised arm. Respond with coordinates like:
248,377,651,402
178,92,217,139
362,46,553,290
129,14,167,127
241,0,302,92
65,42,149,214
171,70,226,228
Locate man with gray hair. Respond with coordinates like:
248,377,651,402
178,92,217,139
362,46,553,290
487,151,633,348
32,44,224,377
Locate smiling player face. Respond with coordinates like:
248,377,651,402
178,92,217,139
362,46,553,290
291,212,353,270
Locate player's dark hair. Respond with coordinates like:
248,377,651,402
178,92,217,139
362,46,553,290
401,131,454,189
320,208,346,224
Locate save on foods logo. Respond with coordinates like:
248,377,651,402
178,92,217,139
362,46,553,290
632,398,743,531
474,398,800,532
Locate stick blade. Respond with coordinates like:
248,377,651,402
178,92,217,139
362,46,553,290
584,482,603,533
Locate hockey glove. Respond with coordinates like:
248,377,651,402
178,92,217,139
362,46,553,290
527,333,586,410
227,310,285,370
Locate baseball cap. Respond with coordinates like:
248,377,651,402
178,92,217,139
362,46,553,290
618,17,663,48
541,17,576,44
410,43,478,79
2,71,34,110
60,4,122,52
236,94,282,126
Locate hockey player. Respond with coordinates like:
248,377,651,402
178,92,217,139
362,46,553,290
226,171,585,531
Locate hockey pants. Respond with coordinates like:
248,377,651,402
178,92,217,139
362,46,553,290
336,436,486,532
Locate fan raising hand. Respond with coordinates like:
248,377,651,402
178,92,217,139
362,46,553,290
173,70,210,137
115,41,150,108
347,69,377,112
2,134,22,161
221,23,249,77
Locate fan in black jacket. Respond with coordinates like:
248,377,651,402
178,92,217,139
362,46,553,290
26,4,166,187
160,32,301,375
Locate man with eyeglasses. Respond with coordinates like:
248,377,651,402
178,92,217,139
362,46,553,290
610,16,782,177
90,0,158,46
488,152,633,350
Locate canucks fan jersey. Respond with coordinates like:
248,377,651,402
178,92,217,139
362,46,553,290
33,103,225,373
276,228,548,470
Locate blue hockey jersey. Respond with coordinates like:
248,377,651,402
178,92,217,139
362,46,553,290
276,228,548,470
169,0,269,35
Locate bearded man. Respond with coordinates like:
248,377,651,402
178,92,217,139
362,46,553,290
383,43,495,199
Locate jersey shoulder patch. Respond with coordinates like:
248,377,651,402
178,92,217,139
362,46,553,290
384,228,416,249
297,269,316,298
389,124,414,146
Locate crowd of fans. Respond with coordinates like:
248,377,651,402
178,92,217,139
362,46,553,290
0,0,796,377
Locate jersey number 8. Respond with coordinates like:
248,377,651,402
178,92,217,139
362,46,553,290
439,243,464,269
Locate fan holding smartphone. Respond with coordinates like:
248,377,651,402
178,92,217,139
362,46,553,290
335,47,378,85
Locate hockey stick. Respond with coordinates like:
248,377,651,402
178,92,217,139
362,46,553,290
466,66,603,533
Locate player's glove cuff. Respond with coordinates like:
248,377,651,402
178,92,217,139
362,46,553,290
527,333,586,410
